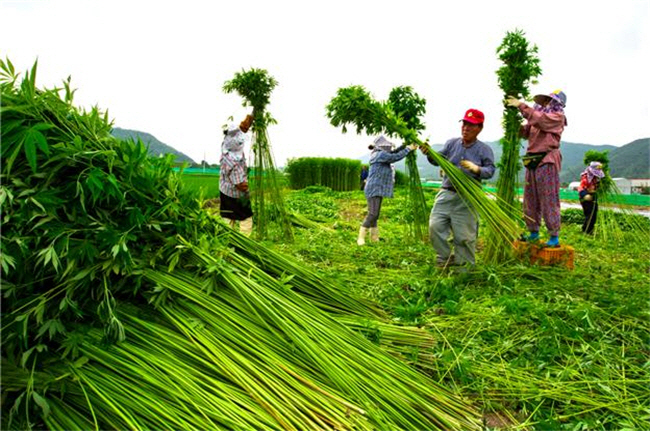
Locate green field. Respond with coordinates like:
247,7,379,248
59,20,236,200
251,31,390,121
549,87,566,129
182,173,650,207
258,185,649,430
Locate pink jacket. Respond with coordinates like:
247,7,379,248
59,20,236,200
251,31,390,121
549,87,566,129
519,104,566,170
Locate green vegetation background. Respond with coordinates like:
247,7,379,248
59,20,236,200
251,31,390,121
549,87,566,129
190,175,649,430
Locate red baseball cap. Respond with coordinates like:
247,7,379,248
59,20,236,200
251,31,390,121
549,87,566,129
461,109,484,125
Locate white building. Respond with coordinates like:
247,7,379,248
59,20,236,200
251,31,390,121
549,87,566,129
568,178,641,194
612,178,632,194
568,181,580,191
630,178,650,193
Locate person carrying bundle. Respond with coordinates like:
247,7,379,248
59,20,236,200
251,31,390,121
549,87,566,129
419,109,495,269
507,89,567,247
578,161,605,235
220,114,254,235
357,136,417,245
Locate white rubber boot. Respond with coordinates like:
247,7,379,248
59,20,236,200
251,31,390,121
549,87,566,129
240,217,253,236
223,218,237,230
370,227,379,242
357,226,368,246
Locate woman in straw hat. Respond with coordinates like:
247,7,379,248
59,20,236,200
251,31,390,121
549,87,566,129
507,90,568,247
357,135,417,245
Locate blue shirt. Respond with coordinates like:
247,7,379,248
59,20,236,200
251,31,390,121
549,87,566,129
426,138,495,189
364,146,412,198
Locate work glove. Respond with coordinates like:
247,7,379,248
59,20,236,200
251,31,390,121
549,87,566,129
460,159,480,174
239,114,254,132
407,143,418,151
583,194,593,201
505,96,522,108
235,182,249,192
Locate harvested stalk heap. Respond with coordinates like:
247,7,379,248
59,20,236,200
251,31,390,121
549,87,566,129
326,85,522,254
1,59,482,430
223,68,293,241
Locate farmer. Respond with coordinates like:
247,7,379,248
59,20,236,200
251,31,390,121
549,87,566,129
578,161,606,235
419,109,495,268
357,135,417,245
220,114,254,235
506,90,568,247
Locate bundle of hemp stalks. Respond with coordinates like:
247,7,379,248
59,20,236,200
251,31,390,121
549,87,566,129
1,59,482,430
326,85,522,262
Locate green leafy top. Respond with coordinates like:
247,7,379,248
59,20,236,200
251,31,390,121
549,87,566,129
496,29,542,100
387,86,426,134
325,85,418,143
223,68,277,114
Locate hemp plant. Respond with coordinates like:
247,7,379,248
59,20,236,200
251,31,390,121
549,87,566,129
485,29,542,262
223,68,293,241
495,28,542,212
326,85,521,252
387,86,429,242
581,150,650,242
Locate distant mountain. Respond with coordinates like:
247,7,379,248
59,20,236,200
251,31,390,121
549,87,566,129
111,127,195,164
372,138,649,184
608,138,650,179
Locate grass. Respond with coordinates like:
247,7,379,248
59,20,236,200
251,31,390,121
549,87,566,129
180,174,221,199
255,185,650,431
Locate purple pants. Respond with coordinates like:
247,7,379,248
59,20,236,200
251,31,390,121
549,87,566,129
523,163,561,236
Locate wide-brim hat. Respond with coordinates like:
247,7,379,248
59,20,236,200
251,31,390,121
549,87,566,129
372,135,394,151
534,89,567,107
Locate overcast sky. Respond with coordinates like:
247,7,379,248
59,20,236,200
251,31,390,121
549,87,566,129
1,0,648,166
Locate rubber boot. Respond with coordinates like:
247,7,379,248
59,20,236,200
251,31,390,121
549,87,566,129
526,231,539,241
370,227,379,242
240,217,253,236
357,226,368,246
224,218,237,230
546,235,559,247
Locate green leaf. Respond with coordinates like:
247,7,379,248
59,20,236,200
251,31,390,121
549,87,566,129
24,126,49,173
32,391,50,418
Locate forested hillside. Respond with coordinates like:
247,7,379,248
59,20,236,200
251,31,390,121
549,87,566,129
111,127,195,164
381,139,648,184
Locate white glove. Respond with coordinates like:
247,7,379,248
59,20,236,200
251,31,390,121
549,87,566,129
407,143,418,150
506,96,522,108
460,160,480,174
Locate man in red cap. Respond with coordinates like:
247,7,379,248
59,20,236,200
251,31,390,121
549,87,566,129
419,109,495,269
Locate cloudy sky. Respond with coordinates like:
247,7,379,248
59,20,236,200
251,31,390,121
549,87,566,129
1,0,648,166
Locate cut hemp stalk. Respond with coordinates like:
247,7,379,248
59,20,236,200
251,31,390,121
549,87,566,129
223,68,293,241
2,59,482,430
387,86,430,243
581,150,650,243
485,29,542,262
326,85,521,253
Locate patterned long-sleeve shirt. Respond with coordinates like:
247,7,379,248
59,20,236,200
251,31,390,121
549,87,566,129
364,146,412,198
219,153,248,198
519,104,566,170
425,138,495,190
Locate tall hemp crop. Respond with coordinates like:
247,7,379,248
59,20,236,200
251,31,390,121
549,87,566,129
387,86,430,242
484,29,542,262
223,68,293,241
326,85,521,252
1,59,482,430
285,157,362,191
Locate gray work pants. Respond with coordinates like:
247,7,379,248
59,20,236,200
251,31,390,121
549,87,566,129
429,190,478,266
